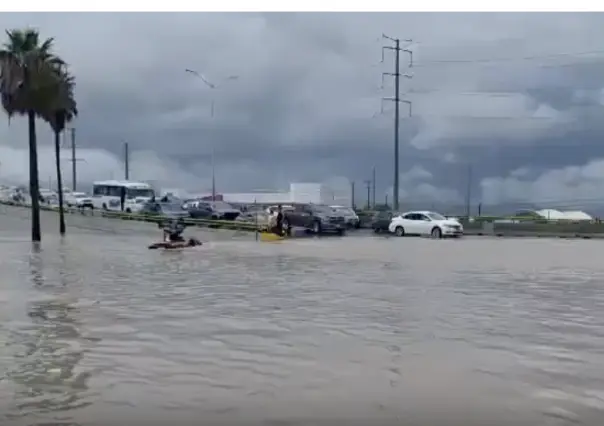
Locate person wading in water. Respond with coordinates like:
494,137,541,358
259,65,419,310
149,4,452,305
119,187,126,212
271,204,284,236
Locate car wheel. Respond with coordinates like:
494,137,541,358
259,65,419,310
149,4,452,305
125,208,132,214
394,226,405,237
313,220,322,234
431,227,442,239
336,228,345,236
102,203,108,210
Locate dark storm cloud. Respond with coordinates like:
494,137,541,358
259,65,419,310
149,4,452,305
2,12,604,205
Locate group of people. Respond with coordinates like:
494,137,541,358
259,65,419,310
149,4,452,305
158,203,286,244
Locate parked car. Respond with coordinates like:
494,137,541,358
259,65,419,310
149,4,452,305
139,201,189,218
39,189,58,205
371,211,394,233
236,209,270,228
283,204,346,235
187,201,241,220
388,210,463,238
330,205,360,228
65,192,94,209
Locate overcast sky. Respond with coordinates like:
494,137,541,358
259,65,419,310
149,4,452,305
1,12,604,209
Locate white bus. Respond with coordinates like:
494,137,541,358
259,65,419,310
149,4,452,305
91,180,155,212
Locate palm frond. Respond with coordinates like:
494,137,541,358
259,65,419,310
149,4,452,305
38,64,78,133
0,28,73,125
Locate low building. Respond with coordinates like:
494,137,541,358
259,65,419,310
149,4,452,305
557,210,593,221
517,208,593,221
188,183,352,207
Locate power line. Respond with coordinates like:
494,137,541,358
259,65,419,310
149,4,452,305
413,115,559,120
406,89,537,96
412,49,604,67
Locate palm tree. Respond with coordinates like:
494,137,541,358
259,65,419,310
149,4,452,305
0,29,64,242
41,67,77,235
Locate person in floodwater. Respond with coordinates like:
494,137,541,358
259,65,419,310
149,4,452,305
119,187,126,211
160,217,187,242
271,204,284,236
149,218,202,249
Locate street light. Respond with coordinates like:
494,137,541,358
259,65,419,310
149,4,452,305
184,68,239,201
185,69,239,117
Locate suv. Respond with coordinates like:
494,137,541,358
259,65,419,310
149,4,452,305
140,201,190,218
187,200,241,221
283,204,346,235
65,192,94,209
330,205,360,229
371,211,393,233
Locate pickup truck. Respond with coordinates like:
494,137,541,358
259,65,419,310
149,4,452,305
65,192,94,209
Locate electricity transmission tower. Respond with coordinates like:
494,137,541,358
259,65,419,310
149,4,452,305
380,34,413,211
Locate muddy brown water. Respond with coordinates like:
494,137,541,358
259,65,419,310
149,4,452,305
1,205,604,425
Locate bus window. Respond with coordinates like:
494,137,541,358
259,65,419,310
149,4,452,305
107,186,122,197
127,188,155,199
93,185,107,196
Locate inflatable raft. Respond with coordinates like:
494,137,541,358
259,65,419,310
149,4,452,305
148,238,202,249
259,232,286,242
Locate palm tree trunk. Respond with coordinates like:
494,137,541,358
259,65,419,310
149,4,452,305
28,109,41,242
54,130,66,234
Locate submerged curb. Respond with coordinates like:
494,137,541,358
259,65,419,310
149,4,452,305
4,200,604,240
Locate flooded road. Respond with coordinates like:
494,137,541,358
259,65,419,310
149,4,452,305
1,205,604,425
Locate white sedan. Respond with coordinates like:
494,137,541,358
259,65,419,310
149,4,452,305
388,211,463,238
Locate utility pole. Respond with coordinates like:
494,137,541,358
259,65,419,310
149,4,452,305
364,180,371,209
372,166,376,208
210,98,215,202
71,128,76,190
124,141,130,180
63,127,84,191
211,148,216,202
465,164,472,218
351,181,356,209
381,35,413,212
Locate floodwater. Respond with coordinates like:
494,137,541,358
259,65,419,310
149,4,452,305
1,205,604,426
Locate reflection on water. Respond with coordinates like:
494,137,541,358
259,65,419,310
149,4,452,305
1,208,604,425
3,240,95,426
